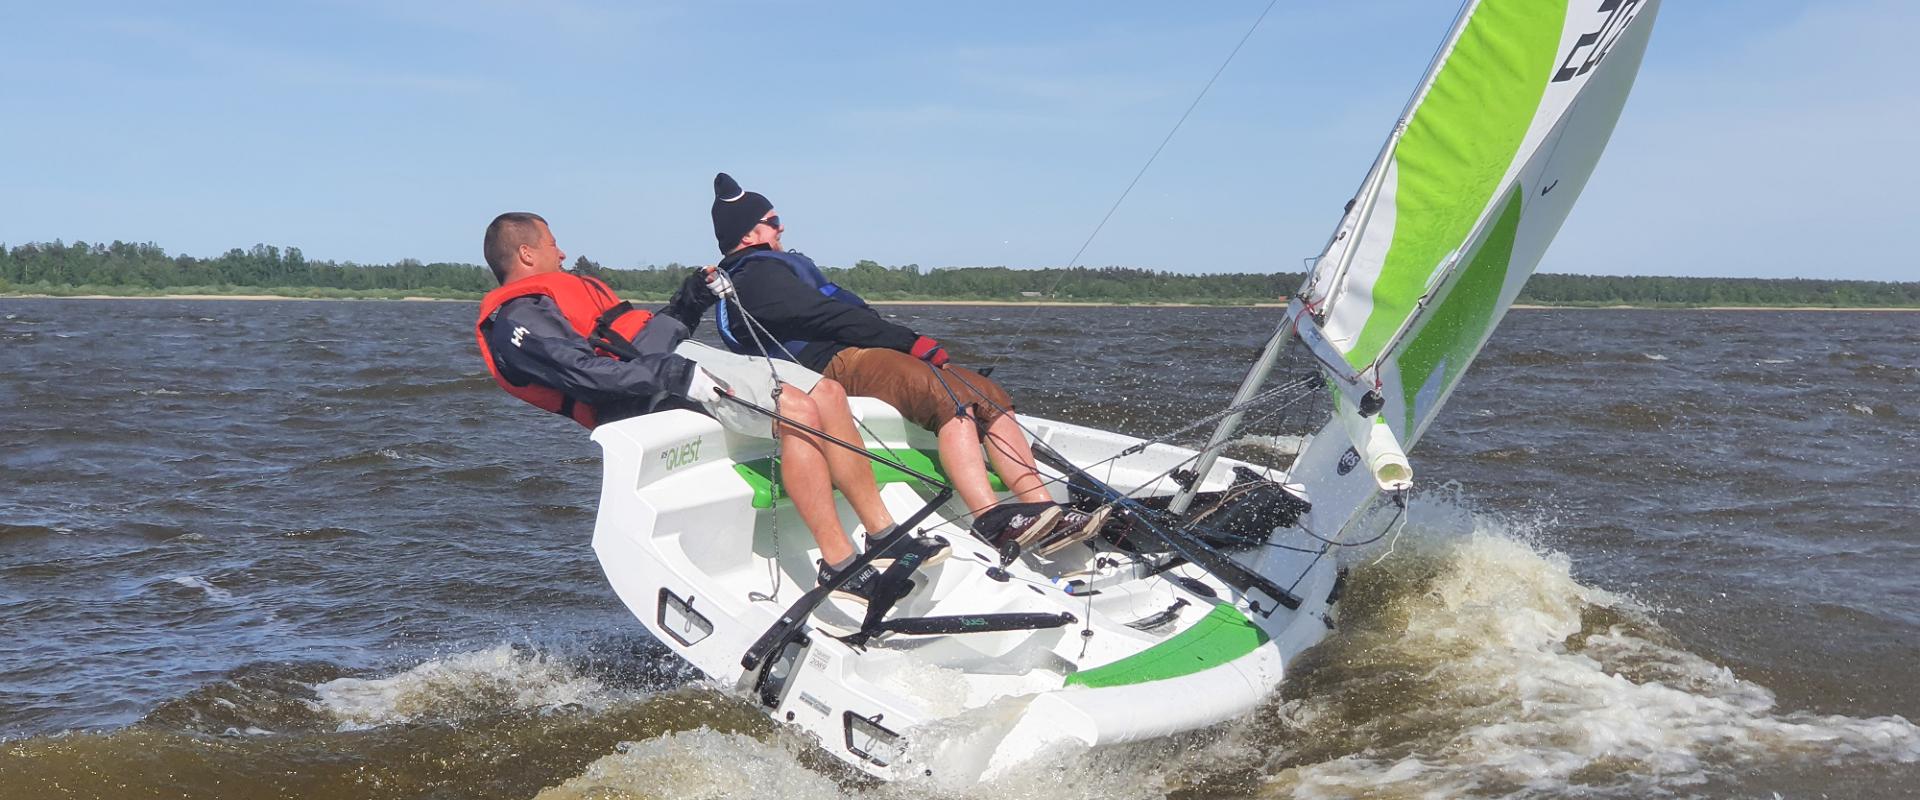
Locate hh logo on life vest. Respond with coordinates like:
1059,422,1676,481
659,440,701,471
1552,0,1644,83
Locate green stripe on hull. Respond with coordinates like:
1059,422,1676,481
732,448,1004,509
1065,603,1271,689
1346,0,1564,369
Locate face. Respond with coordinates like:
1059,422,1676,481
520,221,567,274
738,209,784,252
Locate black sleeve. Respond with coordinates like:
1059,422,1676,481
657,269,718,330
484,295,698,405
732,258,919,352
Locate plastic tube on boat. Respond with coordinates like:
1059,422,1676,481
1340,409,1413,493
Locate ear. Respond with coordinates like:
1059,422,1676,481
517,242,536,266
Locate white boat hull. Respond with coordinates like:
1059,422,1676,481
590,400,1361,780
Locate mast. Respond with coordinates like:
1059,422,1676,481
1168,0,1481,514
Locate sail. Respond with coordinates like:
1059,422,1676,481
1300,0,1660,450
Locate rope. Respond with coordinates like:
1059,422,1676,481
721,291,791,600
987,0,1284,370
725,291,931,493
941,365,1319,507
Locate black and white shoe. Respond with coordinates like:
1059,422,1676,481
1034,504,1115,557
971,501,1064,549
816,559,889,606
865,525,951,569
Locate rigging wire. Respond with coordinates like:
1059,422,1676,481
724,292,792,601
987,0,1284,370
725,291,934,489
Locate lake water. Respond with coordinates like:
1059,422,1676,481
2,299,1916,799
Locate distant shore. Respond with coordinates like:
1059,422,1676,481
4,292,1918,311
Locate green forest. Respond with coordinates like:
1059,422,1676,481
4,240,1917,307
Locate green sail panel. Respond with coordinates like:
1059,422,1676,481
1395,186,1523,434
1342,0,1564,369
1304,0,1661,447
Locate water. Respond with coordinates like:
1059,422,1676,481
2,299,1916,799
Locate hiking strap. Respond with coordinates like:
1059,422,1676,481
853,611,1077,642
742,485,954,673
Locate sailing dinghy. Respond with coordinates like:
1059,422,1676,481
588,0,1659,780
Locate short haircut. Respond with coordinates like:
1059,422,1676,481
482,212,548,284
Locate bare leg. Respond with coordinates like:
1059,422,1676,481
939,415,1004,515
801,379,897,535
773,391,856,567
981,412,1051,504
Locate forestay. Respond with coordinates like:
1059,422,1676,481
1300,0,1660,460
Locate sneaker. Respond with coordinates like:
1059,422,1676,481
816,559,886,606
1034,505,1115,557
970,501,1064,548
865,525,950,569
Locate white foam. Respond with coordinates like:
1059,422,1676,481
1268,509,1920,798
169,575,233,601
533,728,846,800
310,646,613,729
1231,434,1306,457
1642,353,1669,361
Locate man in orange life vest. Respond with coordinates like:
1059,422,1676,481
705,174,1110,555
473,212,938,602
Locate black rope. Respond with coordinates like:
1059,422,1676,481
941,365,1320,508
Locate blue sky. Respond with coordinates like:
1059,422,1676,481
2,1,1911,280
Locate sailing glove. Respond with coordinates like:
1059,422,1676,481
683,368,730,404
702,266,737,299
910,335,949,367
676,269,721,309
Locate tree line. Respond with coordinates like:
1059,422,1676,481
3,239,1916,307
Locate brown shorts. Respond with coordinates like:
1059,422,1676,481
823,347,1014,434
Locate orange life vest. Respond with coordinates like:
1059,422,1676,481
474,271,656,429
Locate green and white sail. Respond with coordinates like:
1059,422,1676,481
1299,0,1660,471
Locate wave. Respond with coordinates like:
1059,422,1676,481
309,645,620,729
1259,506,1920,799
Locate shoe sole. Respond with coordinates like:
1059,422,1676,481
867,535,952,571
1010,505,1066,549
1035,506,1115,557
870,548,949,572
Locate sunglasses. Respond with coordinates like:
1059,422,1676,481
756,215,782,230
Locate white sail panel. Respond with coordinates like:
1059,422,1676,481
1302,0,1660,447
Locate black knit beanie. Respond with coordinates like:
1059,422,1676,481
711,173,774,254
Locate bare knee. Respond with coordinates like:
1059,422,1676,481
940,414,979,440
779,392,822,427
808,378,848,406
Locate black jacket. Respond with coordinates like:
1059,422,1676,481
717,245,918,371
482,279,710,424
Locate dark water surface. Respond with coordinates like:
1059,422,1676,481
2,299,1916,799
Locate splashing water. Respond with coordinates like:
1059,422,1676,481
1257,503,1920,799
310,645,617,728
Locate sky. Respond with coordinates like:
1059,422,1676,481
2,1,1912,281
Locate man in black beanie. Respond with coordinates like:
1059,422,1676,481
703,173,1110,555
